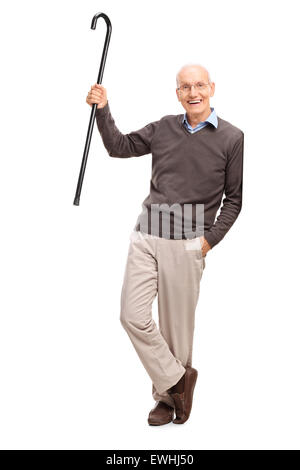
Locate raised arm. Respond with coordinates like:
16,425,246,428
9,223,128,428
86,83,160,158
95,101,160,158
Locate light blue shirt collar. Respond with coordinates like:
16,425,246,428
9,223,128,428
182,107,218,132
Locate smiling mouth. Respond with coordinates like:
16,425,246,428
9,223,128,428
188,100,203,105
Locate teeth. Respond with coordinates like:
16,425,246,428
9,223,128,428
189,100,202,103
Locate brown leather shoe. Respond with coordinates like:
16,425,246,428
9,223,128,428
148,401,175,426
167,367,198,424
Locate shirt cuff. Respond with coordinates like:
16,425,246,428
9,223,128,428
95,101,110,118
204,231,219,250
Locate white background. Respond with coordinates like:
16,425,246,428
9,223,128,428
1,0,299,450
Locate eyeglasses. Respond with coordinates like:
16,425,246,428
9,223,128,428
177,82,210,93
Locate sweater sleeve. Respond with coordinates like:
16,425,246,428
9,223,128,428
95,101,160,158
204,132,244,249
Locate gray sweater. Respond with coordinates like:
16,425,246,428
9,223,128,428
95,102,244,249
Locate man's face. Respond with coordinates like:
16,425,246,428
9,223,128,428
176,66,215,119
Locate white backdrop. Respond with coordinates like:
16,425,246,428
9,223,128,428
1,0,300,450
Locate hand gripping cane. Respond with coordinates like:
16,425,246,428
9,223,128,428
73,12,112,206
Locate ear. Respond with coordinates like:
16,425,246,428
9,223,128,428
176,88,181,101
209,82,215,97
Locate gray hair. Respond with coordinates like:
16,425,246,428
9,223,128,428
176,63,212,88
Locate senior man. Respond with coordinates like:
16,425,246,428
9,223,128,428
86,64,244,425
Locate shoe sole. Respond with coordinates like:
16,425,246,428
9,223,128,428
148,418,173,426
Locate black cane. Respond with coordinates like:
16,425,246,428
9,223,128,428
73,12,112,206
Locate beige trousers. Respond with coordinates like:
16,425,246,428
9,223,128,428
120,230,206,408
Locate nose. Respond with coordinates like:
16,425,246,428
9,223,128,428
189,85,199,97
